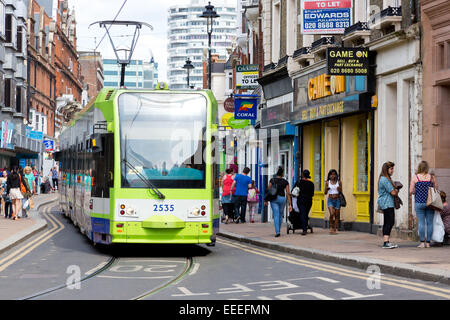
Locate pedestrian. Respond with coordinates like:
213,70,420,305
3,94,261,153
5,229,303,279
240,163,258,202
439,191,450,241
1,173,12,219
7,167,26,220
247,180,259,223
409,161,437,248
264,166,291,237
377,161,399,249
325,169,343,234
51,166,59,191
23,166,35,217
292,170,315,235
221,168,235,224
1,170,8,218
231,167,252,223
32,166,38,194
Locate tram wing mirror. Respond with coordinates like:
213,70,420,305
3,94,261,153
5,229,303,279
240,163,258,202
91,134,104,153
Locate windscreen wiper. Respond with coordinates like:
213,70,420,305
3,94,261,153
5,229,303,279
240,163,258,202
122,158,165,199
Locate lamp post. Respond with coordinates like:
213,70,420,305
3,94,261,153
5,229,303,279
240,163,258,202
182,57,194,89
200,1,219,90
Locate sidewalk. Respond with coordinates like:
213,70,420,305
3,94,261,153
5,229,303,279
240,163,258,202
0,193,58,255
218,216,450,285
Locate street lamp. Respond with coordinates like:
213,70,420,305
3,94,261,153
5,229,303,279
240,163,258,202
182,57,194,89
200,1,220,90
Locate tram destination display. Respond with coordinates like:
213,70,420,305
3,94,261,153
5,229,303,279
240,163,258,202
326,48,369,76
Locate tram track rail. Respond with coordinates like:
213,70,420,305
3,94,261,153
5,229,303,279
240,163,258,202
20,256,194,300
132,256,194,300
11,202,195,300
20,256,119,300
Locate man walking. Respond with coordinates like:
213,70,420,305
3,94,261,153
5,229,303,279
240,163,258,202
231,167,252,223
51,167,58,191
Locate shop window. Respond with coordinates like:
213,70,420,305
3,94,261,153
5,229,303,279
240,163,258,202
356,115,369,192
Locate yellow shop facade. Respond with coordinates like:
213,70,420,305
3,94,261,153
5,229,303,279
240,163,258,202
291,63,377,233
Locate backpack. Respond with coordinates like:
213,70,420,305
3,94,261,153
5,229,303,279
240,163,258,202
247,188,258,202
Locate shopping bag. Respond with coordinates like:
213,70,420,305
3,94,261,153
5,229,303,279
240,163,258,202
29,197,34,209
23,199,29,210
431,211,445,243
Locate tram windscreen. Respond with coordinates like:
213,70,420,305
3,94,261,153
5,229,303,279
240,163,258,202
118,92,207,189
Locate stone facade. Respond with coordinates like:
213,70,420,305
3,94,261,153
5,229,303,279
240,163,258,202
421,0,450,199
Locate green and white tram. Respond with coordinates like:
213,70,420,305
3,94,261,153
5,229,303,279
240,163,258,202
56,84,220,245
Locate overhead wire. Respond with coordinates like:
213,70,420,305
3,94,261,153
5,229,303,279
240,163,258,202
94,0,128,52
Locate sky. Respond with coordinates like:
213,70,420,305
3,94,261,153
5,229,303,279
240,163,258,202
71,0,191,82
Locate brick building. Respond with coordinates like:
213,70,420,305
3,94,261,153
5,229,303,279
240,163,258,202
27,0,57,138
79,51,104,106
52,0,82,137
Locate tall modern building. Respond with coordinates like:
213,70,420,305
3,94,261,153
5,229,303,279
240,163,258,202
103,56,158,89
167,0,237,89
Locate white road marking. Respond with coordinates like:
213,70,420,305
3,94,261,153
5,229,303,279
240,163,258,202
189,263,200,276
97,275,173,280
334,288,384,300
276,292,335,300
172,287,210,296
85,262,108,275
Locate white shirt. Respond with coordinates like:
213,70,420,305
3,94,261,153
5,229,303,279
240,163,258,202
328,180,339,195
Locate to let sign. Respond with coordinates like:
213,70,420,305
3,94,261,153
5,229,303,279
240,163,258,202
300,0,352,34
327,48,369,75
236,64,259,90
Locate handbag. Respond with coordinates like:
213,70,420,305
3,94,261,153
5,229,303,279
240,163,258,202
291,186,300,197
339,192,347,207
427,186,443,211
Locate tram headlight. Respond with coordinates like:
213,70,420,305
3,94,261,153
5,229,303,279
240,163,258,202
126,207,135,216
190,208,201,217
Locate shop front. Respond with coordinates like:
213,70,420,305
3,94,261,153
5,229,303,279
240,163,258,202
291,64,376,232
258,65,296,222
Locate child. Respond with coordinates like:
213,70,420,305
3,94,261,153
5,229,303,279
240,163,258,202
247,180,259,223
1,178,12,219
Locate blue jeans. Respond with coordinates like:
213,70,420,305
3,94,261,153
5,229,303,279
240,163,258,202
270,196,286,235
415,203,434,242
327,198,341,209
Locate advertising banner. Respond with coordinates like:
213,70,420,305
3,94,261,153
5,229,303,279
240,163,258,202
300,0,352,34
235,65,259,90
327,48,369,75
1,121,15,150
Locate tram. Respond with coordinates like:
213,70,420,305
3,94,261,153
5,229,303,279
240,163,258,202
56,83,220,245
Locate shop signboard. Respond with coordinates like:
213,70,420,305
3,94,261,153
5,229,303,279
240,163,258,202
43,140,54,152
292,66,375,124
234,94,259,120
261,102,292,128
300,0,352,34
224,97,235,112
26,126,44,141
228,117,250,129
327,48,370,75
235,64,259,90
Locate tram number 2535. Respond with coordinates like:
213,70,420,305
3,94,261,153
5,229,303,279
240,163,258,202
153,204,175,212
